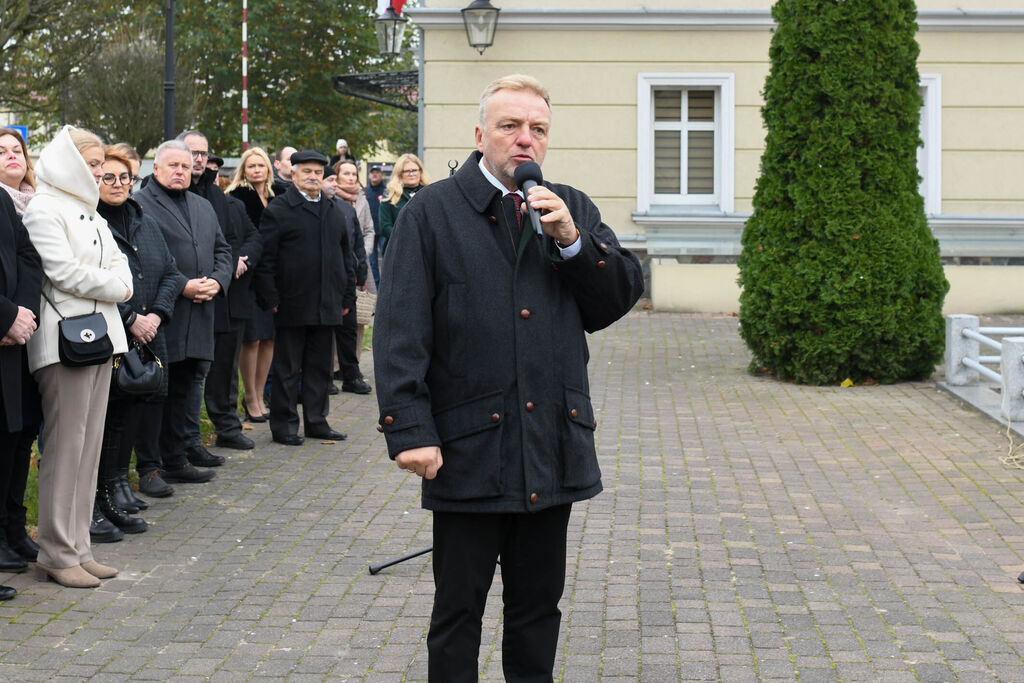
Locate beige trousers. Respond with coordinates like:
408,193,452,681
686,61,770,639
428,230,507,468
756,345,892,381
34,361,111,569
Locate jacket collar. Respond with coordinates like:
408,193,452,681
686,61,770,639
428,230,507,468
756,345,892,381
453,151,503,215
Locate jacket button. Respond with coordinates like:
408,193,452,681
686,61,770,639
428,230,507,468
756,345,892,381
520,309,530,319
89,216,94,221
133,246,139,252
529,493,538,504
570,408,578,418
376,425,384,432
142,305,147,311
384,416,394,425
596,260,606,269
491,413,500,423
137,273,144,279
525,401,534,412
600,242,608,251
489,216,497,223
79,215,85,220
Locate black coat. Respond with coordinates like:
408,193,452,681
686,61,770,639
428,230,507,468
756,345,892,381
254,185,356,328
190,170,262,331
373,151,644,514
229,185,273,228
104,198,187,397
0,190,41,433
134,180,234,363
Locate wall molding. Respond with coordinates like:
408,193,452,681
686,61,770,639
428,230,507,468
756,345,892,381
406,8,1024,32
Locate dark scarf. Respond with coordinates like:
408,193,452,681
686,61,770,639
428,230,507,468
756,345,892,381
97,199,131,239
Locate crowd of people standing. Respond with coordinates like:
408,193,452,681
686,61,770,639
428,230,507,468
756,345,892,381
0,127,404,596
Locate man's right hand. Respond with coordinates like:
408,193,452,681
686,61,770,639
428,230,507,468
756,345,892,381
395,446,443,480
4,306,37,345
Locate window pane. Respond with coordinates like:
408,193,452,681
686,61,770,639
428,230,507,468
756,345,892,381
654,130,680,194
654,89,681,122
688,90,714,122
688,130,714,194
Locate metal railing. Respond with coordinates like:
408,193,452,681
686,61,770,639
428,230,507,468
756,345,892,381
945,314,1024,420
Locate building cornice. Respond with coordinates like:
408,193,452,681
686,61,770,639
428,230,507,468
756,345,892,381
406,8,1024,32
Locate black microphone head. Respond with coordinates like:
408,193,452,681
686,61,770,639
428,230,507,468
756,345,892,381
513,161,543,189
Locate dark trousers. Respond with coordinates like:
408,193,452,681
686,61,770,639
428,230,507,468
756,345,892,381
428,504,572,682
160,358,210,468
133,401,164,475
205,324,244,439
333,306,361,382
270,325,333,438
0,427,37,541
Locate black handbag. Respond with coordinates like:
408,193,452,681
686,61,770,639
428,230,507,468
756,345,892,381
41,226,115,368
113,341,164,396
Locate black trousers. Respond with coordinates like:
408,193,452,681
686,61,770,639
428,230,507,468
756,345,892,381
428,504,572,682
160,358,210,469
132,400,164,475
0,427,37,540
270,325,333,438
204,324,244,439
333,306,362,382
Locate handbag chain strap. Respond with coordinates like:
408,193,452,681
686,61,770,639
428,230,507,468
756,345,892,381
40,226,104,320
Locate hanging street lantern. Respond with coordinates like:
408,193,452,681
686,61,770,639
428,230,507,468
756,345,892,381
375,3,408,58
461,0,500,55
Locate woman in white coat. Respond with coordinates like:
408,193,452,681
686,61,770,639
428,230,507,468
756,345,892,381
23,126,132,588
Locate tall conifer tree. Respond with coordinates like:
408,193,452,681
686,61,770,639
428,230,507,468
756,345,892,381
738,0,948,385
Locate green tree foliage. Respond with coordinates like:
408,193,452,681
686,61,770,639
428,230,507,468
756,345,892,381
2,1,416,158
737,0,948,385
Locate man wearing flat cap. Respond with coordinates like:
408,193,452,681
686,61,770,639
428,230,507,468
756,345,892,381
254,150,357,445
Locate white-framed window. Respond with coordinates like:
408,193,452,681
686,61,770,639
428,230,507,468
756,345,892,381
637,73,734,214
918,74,941,216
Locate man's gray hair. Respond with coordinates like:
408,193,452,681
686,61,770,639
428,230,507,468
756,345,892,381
176,129,207,143
154,139,192,164
478,74,551,127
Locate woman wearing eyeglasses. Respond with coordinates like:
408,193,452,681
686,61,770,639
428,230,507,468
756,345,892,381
23,126,133,588
378,154,430,259
95,146,185,538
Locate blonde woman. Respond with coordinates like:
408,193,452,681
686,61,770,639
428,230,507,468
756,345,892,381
378,153,430,258
226,147,276,422
23,126,133,588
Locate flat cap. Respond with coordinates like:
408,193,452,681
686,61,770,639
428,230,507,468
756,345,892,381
289,150,328,166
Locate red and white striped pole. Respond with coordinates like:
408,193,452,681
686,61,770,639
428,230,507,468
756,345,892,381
241,0,249,152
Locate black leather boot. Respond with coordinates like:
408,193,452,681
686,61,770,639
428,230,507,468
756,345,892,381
108,476,139,514
97,486,147,534
118,472,148,511
6,529,38,562
90,501,124,543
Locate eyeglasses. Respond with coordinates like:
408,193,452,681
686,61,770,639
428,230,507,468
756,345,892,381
101,173,136,186
401,168,421,175
191,150,209,159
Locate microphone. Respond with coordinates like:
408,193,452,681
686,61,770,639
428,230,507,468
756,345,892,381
513,161,545,237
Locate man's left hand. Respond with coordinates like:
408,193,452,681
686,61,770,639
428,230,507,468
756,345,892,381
526,185,579,246
235,255,249,279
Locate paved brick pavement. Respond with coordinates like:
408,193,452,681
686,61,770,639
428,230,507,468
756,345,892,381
2,313,1024,681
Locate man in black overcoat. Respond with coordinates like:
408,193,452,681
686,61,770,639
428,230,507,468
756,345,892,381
0,189,42,598
179,131,262,453
255,150,356,446
135,139,233,484
373,74,644,680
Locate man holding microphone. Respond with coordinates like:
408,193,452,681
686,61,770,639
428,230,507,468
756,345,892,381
374,74,644,680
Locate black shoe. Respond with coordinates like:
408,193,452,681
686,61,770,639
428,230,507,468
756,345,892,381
328,383,340,395
162,463,216,483
306,428,347,441
272,433,304,446
0,541,27,571
138,470,174,498
186,445,225,468
215,433,254,450
108,477,139,514
244,404,268,423
90,503,124,543
7,533,38,562
342,378,372,395
118,476,148,510
97,487,147,534
0,585,15,600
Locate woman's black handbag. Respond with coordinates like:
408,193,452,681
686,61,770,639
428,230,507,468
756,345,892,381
55,311,114,367
113,341,164,396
